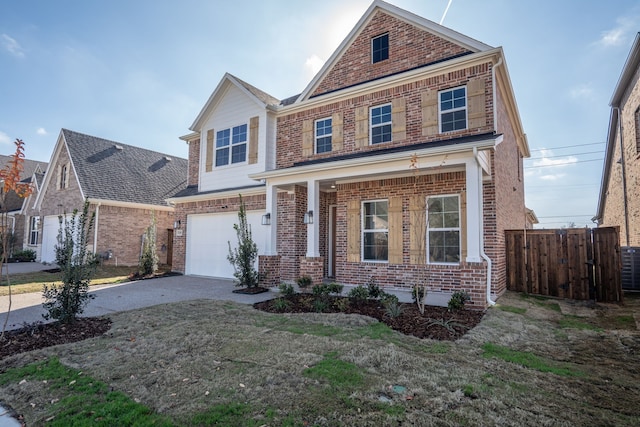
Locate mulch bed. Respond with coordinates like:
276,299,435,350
254,294,485,341
0,318,111,360
232,287,270,295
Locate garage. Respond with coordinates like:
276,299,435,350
185,210,267,278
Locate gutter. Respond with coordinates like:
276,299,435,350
94,203,100,254
614,106,630,245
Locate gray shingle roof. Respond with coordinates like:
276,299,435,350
0,155,47,211
62,129,187,207
231,74,280,107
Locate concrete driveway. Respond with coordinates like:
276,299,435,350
0,274,278,331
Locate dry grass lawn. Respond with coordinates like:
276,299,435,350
1,291,639,426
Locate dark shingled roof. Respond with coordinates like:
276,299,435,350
0,155,48,212
171,183,265,199
232,74,281,107
62,129,187,207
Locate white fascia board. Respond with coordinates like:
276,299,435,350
165,186,266,205
179,132,200,143
251,138,498,185
283,49,500,115
87,198,175,212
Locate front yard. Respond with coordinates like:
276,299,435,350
0,291,639,426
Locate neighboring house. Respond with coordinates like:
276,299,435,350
594,33,640,247
169,0,530,308
525,208,539,229
0,155,48,255
33,129,187,266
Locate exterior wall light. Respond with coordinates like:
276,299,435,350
261,213,271,225
303,210,313,224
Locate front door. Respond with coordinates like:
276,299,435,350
328,205,337,277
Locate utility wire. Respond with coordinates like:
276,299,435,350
529,142,605,152
524,158,603,168
526,150,602,160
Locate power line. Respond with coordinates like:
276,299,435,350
527,183,599,188
524,158,603,168
529,142,605,152
526,150,602,160
537,215,594,218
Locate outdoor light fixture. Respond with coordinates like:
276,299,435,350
173,220,181,229
261,213,271,225
303,210,314,224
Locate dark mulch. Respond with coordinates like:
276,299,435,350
0,318,112,360
254,294,485,341
232,286,270,295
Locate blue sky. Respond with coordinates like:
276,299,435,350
1,0,639,228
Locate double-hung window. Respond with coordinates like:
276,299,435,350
315,117,332,154
362,200,388,262
372,33,389,63
439,87,467,132
215,124,247,167
427,195,460,264
28,216,40,245
370,104,392,144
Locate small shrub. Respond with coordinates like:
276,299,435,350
12,249,36,262
278,282,295,297
327,282,344,296
411,285,426,303
297,275,313,289
380,292,399,306
348,285,369,303
448,291,471,311
272,298,291,312
383,300,404,318
334,298,350,312
312,299,328,313
138,212,158,276
312,283,330,297
366,277,381,299
227,195,259,288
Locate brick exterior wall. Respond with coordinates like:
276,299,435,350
278,63,493,169
259,255,281,287
188,138,200,187
300,256,324,286
275,186,307,281
312,11,471,97
39,144,85,217
171,193,266,273
602,64,640,246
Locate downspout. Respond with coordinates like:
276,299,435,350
492,56,503,135
474,147,495,306
94,203,100,254
613,107,630,246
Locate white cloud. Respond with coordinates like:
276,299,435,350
0,131,11,145
569,83,593,100
304,54,325,78
1,34,25,58
36,127,48,136
596,16,637,47
539,173,566,181
531,149,578,168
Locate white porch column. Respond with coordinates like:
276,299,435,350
265,183,278,255
306,179,320,257
465,159,482,263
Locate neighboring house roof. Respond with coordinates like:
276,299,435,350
0,155,48,213
189,73,280,131
595,32,640,222
37,129,187,208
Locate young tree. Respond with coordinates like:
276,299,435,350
0,139,34,338
139,211,158,276
227,194,259,288
42,199,97,324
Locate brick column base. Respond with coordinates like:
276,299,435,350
259,255,281,287
299,257,324,286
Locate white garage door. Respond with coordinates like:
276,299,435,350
41,215,62,263
185,211,267,278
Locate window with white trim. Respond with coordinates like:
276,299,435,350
427,195,460,264
29,216,40,245
372,33,389,63
439,87,467,132
370,104,392,144
362,200,388,262
60,164,68,189
315,117,332,154
215,124,247,167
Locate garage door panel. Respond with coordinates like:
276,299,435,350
185,211,266,278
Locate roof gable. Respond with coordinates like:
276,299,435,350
190,73,279,131
38,129,188,208
298,0,492,102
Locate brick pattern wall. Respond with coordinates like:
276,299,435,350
334,172,492,308
277,63,493,169
321,192,337,276
259,255,281,287
603,64,640,246
312,11,470,97
96,206,174,266
300,257,324,286
171,193,266,273
188,138,200,187
276,187,307,281
39,144,84,217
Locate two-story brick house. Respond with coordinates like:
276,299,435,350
169,0,529,308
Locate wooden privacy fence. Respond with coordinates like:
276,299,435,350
505,227,622,302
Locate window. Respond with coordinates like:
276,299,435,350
427,195,460,264
370,104,392,144
372,33,389,63
362,200,388,262
439,87,467,132
29,216,40,245
60,164,67,189
315,117,332,154
215,124,247,167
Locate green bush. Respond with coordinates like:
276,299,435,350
278,282,295,297
327,282,344,295
297,275,313,289
448,291,471,311
348,285,369,303
380,292,399,306
411,285,426,303
227,195,259,288
383,300,404,318
272,298,291,312
366,278,381,299
12,249,36,262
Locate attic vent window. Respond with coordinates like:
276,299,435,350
164,156,172,161
372,33,389,63
114,144,123,150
